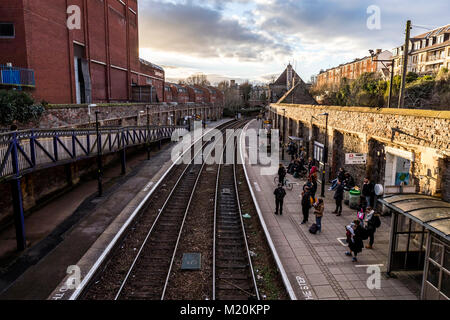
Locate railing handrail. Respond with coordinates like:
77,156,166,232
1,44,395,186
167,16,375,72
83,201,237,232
0,124,186,137
0,65,35,87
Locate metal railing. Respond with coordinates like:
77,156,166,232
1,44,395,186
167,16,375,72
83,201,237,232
0,125,187,180
0,65,35,87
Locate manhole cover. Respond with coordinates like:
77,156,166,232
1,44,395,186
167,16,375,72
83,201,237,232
181,253,202,270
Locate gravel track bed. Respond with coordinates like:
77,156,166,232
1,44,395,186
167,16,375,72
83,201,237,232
81,163,187,300
163,164,218,300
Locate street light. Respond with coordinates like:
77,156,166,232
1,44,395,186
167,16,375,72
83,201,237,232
318,113,329,198
95,111,103,197
369,50,395,108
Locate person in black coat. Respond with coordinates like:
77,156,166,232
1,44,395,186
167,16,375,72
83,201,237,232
274,183,287,215
361,177,375,209
310,175,318,200
301,187,312,224
278,164,286,186
343,173,355,190
333,180,344,216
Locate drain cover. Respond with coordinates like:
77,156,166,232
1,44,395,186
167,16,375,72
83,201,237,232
181,253,202,270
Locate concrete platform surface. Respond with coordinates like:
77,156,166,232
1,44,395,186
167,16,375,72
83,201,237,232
242,120,420,300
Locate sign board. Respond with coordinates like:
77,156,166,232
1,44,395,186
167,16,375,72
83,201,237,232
345,153,367,165
181,253,201,270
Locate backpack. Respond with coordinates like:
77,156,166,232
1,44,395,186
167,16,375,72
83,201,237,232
357,210,365,220
371,215,381,229
359,227,370,240
309,223,319,234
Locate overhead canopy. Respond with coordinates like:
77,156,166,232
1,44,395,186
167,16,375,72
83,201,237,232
379,194,450,240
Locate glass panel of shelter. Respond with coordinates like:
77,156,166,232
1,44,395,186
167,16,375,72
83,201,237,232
424,235,450,300
391,212,426,271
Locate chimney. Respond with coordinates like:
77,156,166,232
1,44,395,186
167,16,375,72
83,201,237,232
287,64,293,89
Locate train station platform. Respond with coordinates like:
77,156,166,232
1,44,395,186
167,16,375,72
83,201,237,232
241,120,420,300
0,119,230,300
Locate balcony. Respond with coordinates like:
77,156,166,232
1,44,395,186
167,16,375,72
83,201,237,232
0,65,35,88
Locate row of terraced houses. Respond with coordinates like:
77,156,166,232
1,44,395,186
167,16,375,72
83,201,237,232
0,0,224,106
315,23,450,90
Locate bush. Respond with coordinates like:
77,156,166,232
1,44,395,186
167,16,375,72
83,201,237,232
312,70,450,109
0,90,45,126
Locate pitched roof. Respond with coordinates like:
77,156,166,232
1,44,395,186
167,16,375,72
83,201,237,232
412,24,450,39
273,65,302,86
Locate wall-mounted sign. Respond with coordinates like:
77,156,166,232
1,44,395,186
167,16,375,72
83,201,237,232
345,153,367,165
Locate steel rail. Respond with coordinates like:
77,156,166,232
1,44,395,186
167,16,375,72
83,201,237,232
232,134,260,300
213,120,259,300
67,119,233,300
161,120,245,300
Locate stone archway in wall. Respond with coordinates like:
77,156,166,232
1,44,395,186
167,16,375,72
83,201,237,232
443,157,450,202
288,118,294,137
367,138,386,185
332,130,344,179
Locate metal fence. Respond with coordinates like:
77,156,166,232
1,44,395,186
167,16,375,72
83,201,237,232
0,125,187,180
0,65,35,87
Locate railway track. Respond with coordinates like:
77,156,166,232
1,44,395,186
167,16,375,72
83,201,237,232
213,130,259,300
81,120,244,300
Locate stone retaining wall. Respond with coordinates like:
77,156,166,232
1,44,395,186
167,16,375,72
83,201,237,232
22,102,223,129
270,103,450,201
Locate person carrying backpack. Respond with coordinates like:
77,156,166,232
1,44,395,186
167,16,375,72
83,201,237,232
274,183,287,216
313,198,324,234
364,207,381,249
345,220,364,262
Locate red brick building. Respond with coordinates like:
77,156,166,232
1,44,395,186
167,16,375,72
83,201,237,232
315,50,392,90
0,0,164,104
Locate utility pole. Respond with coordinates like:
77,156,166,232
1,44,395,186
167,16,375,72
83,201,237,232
369,50,395,108
319,113,329,198
398,20,411,109
282,109,286,161
389,59,395,108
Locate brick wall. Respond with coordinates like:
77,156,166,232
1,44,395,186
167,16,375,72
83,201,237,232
271,103,450,200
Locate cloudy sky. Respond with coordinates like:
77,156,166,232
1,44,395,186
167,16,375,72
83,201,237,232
138,0,450,84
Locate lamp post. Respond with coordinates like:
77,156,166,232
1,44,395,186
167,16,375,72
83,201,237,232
282,108,286,161
95,111,103,197
146,106,151,160
369,50,395,108
318,113,329,198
